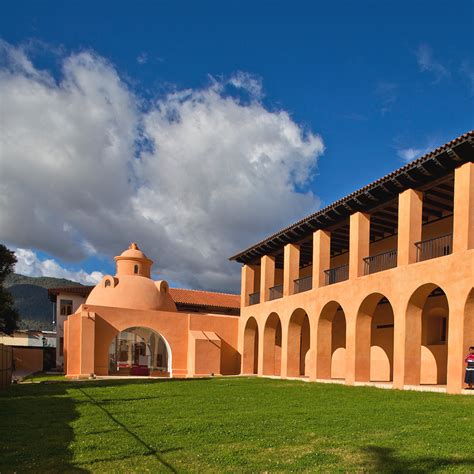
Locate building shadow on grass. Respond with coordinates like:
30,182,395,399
0,377,196,472
77,387,181,472
363,446,474,472
0,382,87,473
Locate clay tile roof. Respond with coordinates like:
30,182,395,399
168,288,240,310
48,285,240,310
47,286,94,301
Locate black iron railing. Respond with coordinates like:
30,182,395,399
324,264,349,285
269,284,283,300
363,249,397,275
415,233,453,262
249,292,260,305
294,275,312,293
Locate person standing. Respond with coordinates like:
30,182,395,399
465,346,474,389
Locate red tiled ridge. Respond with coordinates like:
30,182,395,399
168,288,240,309
48,285,240,309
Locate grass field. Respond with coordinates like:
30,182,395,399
1,376,473,472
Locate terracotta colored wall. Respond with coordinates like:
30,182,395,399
240,247,473,393
239,164,473,394
189,314,240,375
193,336,221,375
56,293,87,368
65,304,240,378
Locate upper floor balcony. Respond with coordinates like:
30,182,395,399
233,133,473,308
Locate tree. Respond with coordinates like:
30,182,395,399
0,244,19,334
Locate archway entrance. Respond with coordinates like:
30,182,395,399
405,285,449,385
287,309,310,377
243,317,259,374
317,302,346,380
108,327,171,377
263,313,282,376
355,294,394,382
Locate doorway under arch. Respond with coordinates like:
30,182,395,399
405,284,449,385
263,313,282,376
287,308,311,377
317,302,346,380
243,317,259,374
355,293,394,382
108,326,171,377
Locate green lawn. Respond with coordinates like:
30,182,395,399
1,377,473,473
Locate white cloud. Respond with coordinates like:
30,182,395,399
397,147,424,162
14,248,103,285
227,71,263,99
396,137,440,163
0,41,324,292
137,52,148,65
415,44,450,83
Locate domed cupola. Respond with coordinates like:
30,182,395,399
114,242,153,278
85,243,177,312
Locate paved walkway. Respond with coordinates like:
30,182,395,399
23,372,474,395
259,374,474,395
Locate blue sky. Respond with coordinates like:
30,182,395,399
1,1,473,290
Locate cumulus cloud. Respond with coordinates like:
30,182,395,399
415,44,450,83
0,41,324,292
14,248,103,285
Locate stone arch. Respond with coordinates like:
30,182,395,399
355,293,394,382
405,283,449,385
316,301,346,380
243,317,259,374
263,312,282,376
287,308,311,377
108,326,172,377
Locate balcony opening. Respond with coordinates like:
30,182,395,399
324,219,349,285
364,200,399,275
268,250,284,300
247,264,261,306
417,175,454,262
294,238,313,294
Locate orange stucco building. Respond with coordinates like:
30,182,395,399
62,244,241,379
232,131,473,394
62,131,472,394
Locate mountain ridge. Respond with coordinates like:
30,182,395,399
4,273,83,331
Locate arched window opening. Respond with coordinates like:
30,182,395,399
355,294,394,383
287,308,310,377
263,313,282,376
243,318,259,374
405,284,449,386
317,302,346,380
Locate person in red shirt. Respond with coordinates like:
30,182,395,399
465,346,474,390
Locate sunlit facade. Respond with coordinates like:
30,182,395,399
232,131,473,394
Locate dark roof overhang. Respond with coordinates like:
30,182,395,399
229,130,474,264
